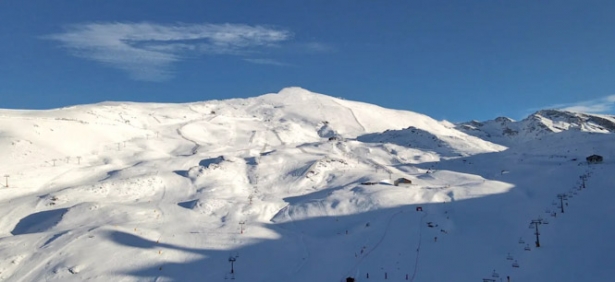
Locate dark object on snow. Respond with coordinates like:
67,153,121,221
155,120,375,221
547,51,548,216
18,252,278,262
346,277,355,282
394,178,412,186
361,181,378,185
512,260,520,268
416,206,423,212
586,154,603,164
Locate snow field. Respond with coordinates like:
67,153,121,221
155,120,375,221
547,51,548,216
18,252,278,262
0,88,613,281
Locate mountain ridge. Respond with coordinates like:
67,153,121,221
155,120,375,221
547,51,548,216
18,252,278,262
0,87,614,282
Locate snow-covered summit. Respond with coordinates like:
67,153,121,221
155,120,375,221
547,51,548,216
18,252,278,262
457,109,615,146
1,88,614,282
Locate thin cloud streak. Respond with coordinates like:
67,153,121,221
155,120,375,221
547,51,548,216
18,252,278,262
45,22,293,81
243,58,291,66
540,95,615,114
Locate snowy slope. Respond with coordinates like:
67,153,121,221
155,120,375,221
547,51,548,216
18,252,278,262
0,87,613,282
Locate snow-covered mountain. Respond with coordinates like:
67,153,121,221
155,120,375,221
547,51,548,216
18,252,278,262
1,87,613,282
457,109,615,146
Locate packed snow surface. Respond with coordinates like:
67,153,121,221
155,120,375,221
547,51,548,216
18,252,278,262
0,87,613,281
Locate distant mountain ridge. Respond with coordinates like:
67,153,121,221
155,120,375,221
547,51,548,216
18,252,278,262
456,109,615,146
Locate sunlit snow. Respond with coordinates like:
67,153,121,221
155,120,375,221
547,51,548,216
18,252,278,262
0,87,613,281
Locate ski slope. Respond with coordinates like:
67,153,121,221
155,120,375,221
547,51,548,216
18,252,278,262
0,87,613,281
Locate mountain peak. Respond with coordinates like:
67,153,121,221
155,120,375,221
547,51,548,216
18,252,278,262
457,108,615,146
276,87,315,96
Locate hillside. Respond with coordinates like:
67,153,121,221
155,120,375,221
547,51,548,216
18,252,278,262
0,88,613,282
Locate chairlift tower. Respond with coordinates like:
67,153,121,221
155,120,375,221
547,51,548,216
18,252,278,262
557,194,568,213
239,221,246,234
228,256,237,274
530,218,543,247
3,175,9,188
226,254,238,280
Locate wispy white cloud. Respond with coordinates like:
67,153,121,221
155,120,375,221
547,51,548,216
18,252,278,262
45,22,293,81
539,95,615,114
243,58,291,66
302,42,333,52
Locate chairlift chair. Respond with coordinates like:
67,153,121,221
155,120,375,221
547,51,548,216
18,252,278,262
506,253,513,260
542,219,549,224
512,261,520,268
524,244,531,251
518,238,525,244
492,270,500,278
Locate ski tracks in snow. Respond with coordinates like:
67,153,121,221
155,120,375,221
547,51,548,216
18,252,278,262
330,99,367,133
409,211,428,282
340,209,427,281
342,210,403,280
283,205,310,274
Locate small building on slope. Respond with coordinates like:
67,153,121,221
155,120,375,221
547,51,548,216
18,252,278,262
394,178,413,186
586,154,603,164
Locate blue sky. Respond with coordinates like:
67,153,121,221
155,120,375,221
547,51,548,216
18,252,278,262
2,1,615,121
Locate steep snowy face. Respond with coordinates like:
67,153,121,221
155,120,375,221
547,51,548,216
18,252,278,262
457,109,615,146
